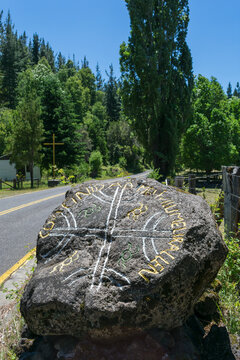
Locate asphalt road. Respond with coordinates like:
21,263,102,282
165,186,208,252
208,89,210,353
0,185,70,276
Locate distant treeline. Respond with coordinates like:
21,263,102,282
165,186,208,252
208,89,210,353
0,10,144,181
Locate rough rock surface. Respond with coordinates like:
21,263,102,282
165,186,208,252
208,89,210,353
18,318,237,360
20,177,228,338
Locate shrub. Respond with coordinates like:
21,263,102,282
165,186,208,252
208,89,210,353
89,151,103,178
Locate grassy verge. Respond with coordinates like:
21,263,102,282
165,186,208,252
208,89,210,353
201,189,240,336
217,236,240,335
0,259,36,360
0,169,132,199
0,184,49,199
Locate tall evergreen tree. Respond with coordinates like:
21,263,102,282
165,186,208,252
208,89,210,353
0,12,19,108
233,82,240,98
104,64,121,123
120,0,193,176
227,82,232,98
81,56,89,69
31,33,40,64
96,63,104,90
56,52,66,70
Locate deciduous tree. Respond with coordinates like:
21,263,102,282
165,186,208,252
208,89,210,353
9,91,43,188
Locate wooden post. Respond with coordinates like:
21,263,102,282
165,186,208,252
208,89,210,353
175,176,184,189
222,166,240,237
13,178,16,189
188,174,196,194
0,179,2,190
43,134,64,179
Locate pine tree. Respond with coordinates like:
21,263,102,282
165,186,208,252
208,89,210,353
96,63,104,91
31,33,40,65
120,0,193,176
227,82,232,98
81,56,89,69
104,64,121,123
56,52,66,70
233,82,240,98
0,12,18,108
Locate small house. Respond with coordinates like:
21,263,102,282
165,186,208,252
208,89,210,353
0,155,41,181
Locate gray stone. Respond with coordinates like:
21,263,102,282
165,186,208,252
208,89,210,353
20,177,228,339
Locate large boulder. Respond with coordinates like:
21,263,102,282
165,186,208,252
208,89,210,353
21,177,227,339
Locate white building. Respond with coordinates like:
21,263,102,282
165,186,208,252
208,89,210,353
0,155,41,181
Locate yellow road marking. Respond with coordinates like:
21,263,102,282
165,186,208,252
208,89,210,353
0,248,36,286
0,192,65,216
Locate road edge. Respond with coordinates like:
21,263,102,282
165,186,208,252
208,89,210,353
0,248,36,286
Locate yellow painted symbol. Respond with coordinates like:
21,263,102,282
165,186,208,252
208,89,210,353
108,182,122,188
127,203,148,220
137,185,157,195
43,221,55,231
50,250,79,274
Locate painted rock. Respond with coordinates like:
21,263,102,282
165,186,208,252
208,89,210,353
20,177,227,339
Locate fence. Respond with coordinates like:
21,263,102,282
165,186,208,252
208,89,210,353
173,172,222,193
0,178,40,190
0,178,14,190
222,166,240,237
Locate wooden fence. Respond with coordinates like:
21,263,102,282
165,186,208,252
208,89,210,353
173,172,222,192
0,178,40,190
222,166,240,237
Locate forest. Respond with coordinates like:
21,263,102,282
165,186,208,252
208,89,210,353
0,9,240,184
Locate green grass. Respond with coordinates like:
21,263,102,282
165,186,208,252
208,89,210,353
0,260,36,360
0,168,132,199
217,236,240,334
0,182,66,199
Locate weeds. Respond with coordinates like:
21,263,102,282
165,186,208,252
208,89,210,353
217,236,240,334
0,262,36,359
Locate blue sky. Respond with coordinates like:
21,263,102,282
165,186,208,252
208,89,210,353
0,0,239,92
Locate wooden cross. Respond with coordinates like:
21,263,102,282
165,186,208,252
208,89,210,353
44,134,64,178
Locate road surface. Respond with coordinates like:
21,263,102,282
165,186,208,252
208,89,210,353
0,186,70,276
0,171,151,277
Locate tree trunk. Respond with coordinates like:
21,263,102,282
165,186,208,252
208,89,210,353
30,162,34,189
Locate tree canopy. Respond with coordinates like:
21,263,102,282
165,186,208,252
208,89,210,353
120,0,193,176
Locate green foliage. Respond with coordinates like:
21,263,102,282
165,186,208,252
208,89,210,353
0,12,29,108
106,119,144,172
89,150,103,178
217,237,240,334
233,82,240,98
104,64,121,123
84,111,108,163
180,76,239,173
0,10,147,178
120,0,193,176
227,82,232,99
8,88,43,188
148,168,162,181
0,108,14,155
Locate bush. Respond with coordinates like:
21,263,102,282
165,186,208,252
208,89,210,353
89,151,103,178
148,168,162,181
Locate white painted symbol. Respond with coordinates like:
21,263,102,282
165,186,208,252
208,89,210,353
39,182,173,291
